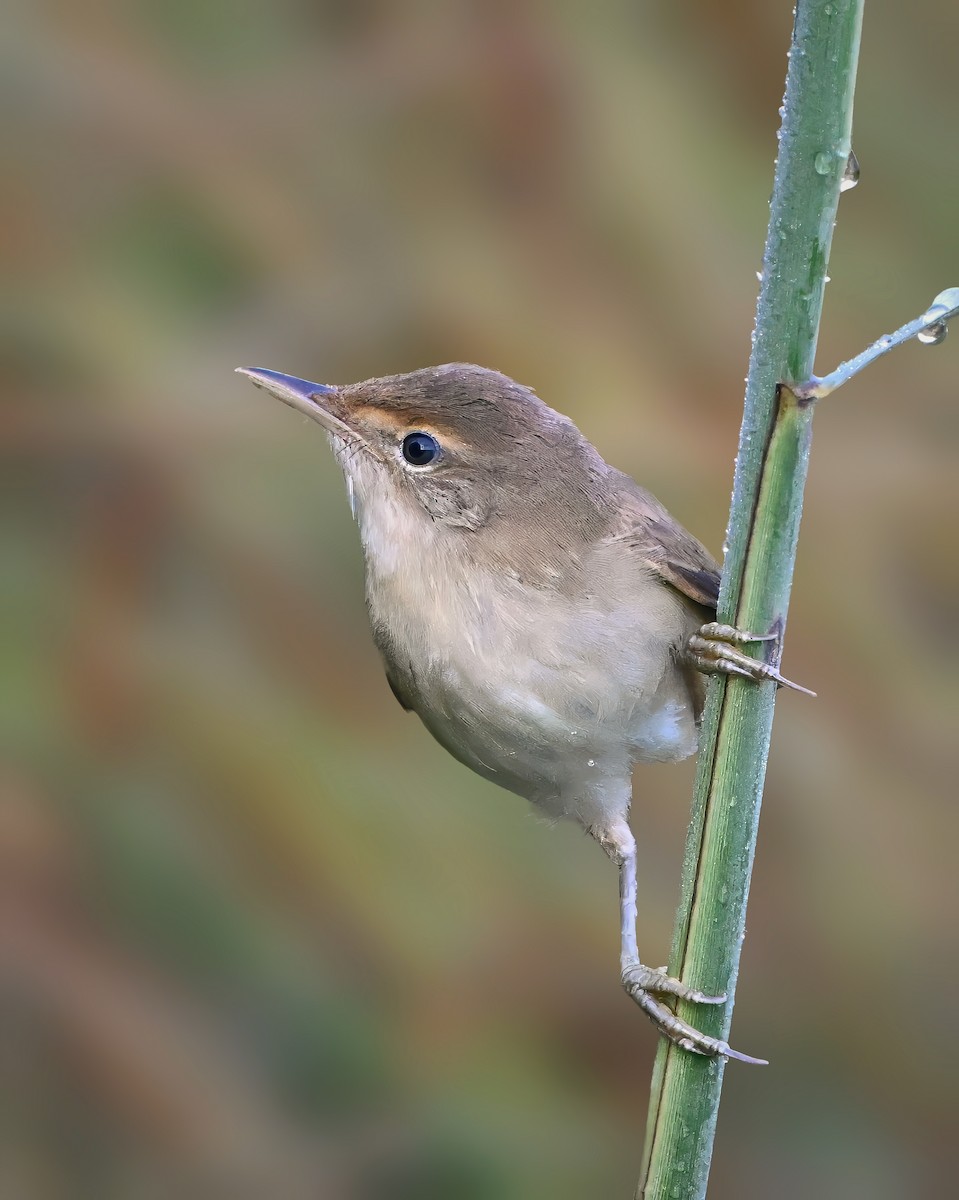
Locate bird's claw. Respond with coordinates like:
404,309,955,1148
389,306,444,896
623,962,725,1005
621,962,767,1065
687,621,815,697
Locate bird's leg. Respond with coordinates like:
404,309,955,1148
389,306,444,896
598,820,766,1064
686,621,815,696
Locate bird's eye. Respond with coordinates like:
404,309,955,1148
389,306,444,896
401,432,440,467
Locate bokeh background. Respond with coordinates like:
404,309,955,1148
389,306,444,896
5,2,957,1197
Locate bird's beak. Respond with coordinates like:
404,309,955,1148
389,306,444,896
236,367,351,437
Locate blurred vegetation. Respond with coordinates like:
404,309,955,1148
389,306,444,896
4,2,957,1198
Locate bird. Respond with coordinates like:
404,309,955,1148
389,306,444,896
237,362,809,1061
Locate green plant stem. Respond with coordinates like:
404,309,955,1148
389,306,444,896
637,2,864,1197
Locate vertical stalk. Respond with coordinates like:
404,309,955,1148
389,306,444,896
638,2,864,1197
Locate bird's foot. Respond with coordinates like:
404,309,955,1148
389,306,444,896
686,622,815,697
621,962,767,1064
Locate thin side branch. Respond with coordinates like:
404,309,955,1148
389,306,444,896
797,286,959,399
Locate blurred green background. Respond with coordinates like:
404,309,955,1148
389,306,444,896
5,2,957,1197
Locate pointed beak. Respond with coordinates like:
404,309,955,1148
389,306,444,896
236,367,350,436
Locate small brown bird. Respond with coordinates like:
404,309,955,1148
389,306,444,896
238,363,807,1061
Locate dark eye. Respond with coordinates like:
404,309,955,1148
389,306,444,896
402,432,439,466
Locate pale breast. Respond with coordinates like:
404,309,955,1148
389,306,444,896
346,460,700,799
367,539,699,802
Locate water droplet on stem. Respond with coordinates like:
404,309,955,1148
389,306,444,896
840,149,860,191
918,288,959,346
917,323,947,346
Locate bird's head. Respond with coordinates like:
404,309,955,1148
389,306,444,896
237,364,610,556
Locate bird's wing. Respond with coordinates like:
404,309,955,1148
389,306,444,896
606,476,721,614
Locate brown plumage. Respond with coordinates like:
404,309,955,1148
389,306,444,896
238,362,798,1063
